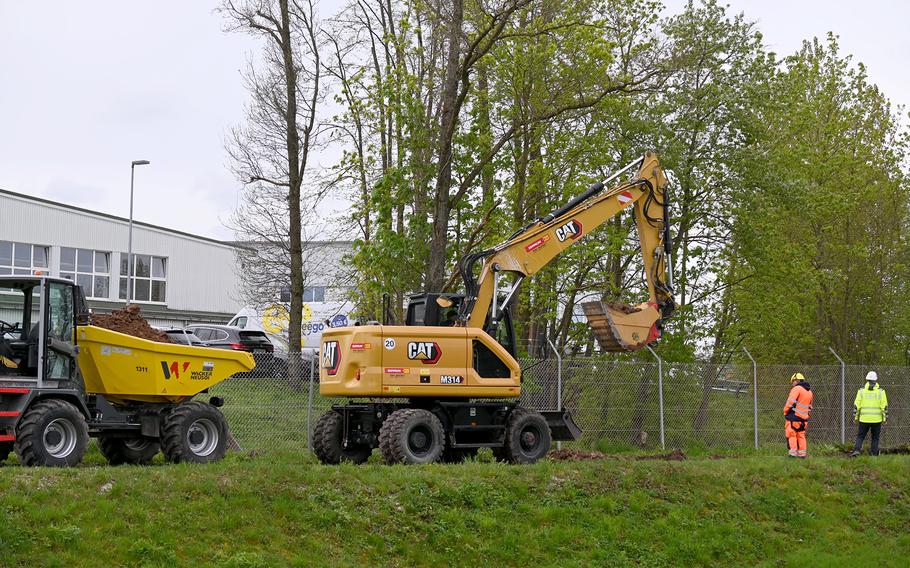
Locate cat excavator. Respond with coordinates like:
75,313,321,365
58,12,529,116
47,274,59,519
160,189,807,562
315,151,675,465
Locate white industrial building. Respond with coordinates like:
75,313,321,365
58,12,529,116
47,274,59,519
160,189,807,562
0,188,244,326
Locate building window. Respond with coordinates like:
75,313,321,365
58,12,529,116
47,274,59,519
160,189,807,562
303,286,325,302
119,254,167,303
60,248,110,299
279,285,325,302
0,241,49,275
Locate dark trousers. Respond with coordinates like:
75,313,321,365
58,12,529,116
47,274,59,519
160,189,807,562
853,422,882,455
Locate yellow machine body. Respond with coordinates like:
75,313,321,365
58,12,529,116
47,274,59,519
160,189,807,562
76,325,255,404
319,325,520,398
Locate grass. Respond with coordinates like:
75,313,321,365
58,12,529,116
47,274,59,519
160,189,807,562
1,449,908,567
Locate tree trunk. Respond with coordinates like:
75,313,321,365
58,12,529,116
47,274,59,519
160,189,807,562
426,0,463,292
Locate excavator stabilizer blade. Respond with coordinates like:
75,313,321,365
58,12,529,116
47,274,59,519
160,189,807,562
541,410,583,441
582,301,661,352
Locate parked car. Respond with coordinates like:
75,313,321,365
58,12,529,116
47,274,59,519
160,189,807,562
158,328,205,346
184,324,275,377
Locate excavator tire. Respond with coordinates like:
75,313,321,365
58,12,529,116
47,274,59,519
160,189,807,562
0,441,12,463
98,436,161,466
15,399,89,467
161,401,227,464
379,408,445,465
313,410,371,465
498,407,551,465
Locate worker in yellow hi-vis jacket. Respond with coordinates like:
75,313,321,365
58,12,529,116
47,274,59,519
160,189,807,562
850,371,888,457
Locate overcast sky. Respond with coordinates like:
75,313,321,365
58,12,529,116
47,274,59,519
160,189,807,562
1,1,907,241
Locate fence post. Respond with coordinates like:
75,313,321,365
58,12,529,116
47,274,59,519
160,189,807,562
646,345,665,450
547,338,563,450
743,347,758,450
307,350,315,452
828,347,845,445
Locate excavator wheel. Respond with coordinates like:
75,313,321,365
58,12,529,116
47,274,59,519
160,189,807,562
313,410,372,465
161,401,228,464
0,441,12,464
378,408,445,465
496,407,551,465
15,399,89,467
98,436,161,466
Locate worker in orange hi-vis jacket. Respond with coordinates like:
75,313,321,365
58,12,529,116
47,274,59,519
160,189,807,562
783,372,814,458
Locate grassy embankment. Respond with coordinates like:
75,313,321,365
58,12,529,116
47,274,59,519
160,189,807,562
1,450,908,567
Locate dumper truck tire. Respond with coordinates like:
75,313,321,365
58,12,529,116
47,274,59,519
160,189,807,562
496,407,551,465
0,442,12,463
313,410,371,465
98,436,160,466
161,401,228,464
378,408,445,464
15,399,89,467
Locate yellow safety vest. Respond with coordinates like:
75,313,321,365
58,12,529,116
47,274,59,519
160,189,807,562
854,383,888,423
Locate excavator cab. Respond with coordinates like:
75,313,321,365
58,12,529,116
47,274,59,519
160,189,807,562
405,293,517,358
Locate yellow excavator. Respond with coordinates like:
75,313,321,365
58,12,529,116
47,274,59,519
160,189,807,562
315,151,675,464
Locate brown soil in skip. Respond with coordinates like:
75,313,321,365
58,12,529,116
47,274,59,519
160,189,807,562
91,304,173,343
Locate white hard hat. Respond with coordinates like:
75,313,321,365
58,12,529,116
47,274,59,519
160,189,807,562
865,371,878,382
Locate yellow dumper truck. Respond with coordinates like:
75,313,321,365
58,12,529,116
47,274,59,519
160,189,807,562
0,276,254,466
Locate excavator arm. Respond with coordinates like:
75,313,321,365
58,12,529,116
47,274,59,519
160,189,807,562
457,151,675,351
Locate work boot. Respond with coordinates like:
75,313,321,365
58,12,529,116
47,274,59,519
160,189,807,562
849,450,860,457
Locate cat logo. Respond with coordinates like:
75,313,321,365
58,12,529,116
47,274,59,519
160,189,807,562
322,341,341,375
407,341,442,364
554,219,583,242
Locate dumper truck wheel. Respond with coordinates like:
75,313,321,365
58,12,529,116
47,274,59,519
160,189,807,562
0,442,12,463
379,408,445,464
161,401,227,464
313,410,371,465
498,407,551,465
98,436,160,465
15,399,89,467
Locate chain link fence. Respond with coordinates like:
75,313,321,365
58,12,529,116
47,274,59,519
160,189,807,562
208,350,909,454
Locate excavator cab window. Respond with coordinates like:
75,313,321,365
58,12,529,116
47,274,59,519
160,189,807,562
405,294,463,327
472,340,510,378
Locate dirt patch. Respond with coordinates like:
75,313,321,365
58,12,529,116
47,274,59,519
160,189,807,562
635,448,687,461
92,305,173,343
549,449,606,461
878,445,910,455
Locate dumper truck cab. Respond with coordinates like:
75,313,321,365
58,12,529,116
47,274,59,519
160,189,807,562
0,276,255,467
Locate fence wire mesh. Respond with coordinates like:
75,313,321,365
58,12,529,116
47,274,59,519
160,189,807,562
208,351,910,454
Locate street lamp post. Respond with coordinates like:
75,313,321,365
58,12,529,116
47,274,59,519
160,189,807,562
128,160,150,303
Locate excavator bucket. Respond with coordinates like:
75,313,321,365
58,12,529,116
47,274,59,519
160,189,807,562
582,301,662,352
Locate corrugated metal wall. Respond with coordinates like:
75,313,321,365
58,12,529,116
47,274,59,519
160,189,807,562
1,192,242,314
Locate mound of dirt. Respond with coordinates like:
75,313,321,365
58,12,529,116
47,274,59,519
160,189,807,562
92,304,173,343
549,449,606,461
635,448,687,461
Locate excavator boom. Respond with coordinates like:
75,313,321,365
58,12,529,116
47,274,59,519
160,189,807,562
459,151,675,351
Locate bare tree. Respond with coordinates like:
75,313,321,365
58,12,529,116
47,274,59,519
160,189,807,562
221,0,322,355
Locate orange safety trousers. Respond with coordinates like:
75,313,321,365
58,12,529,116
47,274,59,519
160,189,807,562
785,420,807,457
